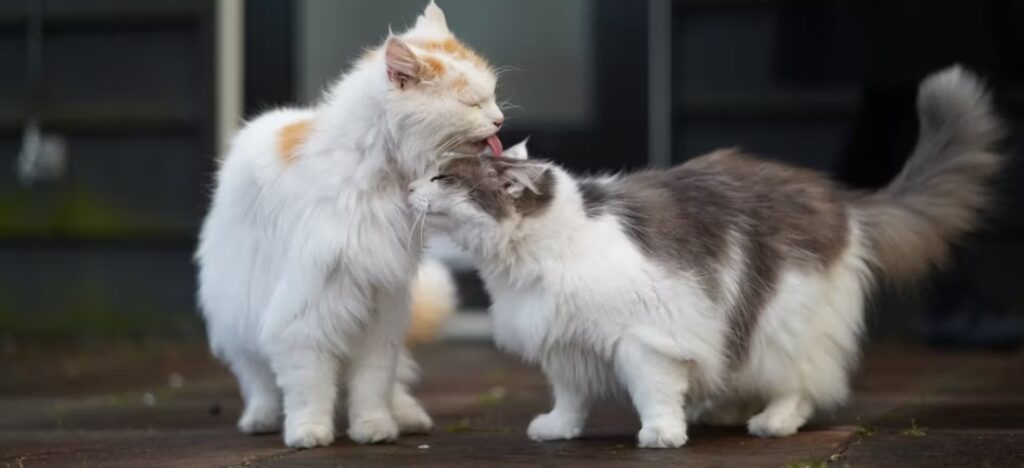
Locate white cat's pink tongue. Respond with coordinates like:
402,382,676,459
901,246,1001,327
485,134,503,156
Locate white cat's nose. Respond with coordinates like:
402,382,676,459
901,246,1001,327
486,104,504,128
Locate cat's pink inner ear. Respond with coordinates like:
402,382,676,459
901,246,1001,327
385,37,421,86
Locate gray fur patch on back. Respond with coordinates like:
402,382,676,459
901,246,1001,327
582,149,849,365
578,180,611,218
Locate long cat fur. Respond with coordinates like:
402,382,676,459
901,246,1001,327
408,66,1003,448
196,1,502,448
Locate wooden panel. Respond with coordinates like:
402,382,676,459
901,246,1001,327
0,133,209,238
0,244,200,338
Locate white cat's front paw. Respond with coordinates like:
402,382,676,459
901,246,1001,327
394,401,433,434
527,413,583,441
237,404,281,434
348,414,399,444
284,422,334,448
637,422,688,448
747,411,800,438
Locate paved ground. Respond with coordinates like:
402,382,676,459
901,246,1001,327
0,341,1021,467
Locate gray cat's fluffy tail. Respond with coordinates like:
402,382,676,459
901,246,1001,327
855,65,1004,283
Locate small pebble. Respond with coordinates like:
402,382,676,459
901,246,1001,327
142,393,156,406
168,372,185,388
417,444,430,450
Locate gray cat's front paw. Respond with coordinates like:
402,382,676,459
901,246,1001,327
527,412,582,441
637,422,688,448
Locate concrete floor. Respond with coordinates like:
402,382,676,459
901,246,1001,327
1,341,1022,467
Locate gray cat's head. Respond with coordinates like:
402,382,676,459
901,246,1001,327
408,140,555,252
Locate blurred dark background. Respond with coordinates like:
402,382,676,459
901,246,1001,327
0,0,1021,347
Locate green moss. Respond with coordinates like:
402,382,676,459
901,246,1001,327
0,185,178,237
0,308,200,340
476,386,507,406
900,419,928,437
444,418,473,433
853,424,875,437
0,282,201,340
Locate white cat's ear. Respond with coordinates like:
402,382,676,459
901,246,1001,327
385,37,421,88
500,163,549,198
503,137,530,160
414,1,450,35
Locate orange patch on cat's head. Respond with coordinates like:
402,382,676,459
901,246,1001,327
413,37,490,71
277,119,313,164
421,55,446,80
450,75,469,91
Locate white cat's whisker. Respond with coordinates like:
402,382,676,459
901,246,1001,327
492,65,521,78
418,203,428,250
498,99,521,111
407,205,427,252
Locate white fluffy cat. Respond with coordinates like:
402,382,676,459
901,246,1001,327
196,2,503,448
408,67,1002,448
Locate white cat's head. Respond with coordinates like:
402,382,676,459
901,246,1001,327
376,2,505,174
408,140,557,255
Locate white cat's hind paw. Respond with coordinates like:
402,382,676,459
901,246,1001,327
527,413,583,441
394,401,433,434
284,422,334,448
237,409,282,432
637,422,688,448
747,411,801,438
237,404,282,434
348,414,399,444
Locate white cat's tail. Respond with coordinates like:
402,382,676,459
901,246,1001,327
854,65,1005,283
406,257,458,344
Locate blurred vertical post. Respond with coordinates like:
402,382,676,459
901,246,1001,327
216,0,245,154
647,0,672,167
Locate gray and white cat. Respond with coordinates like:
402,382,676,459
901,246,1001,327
408,66,1003,448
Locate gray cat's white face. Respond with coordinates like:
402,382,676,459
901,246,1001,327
408,144,552,251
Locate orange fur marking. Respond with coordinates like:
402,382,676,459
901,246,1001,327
413,37,490,70
451,75,469,91
277,119,313,164
421,55,446,79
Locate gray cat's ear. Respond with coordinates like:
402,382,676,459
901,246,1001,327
385,37,421,88
414,1,450,35
501,163,549,198
503,138,530,160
